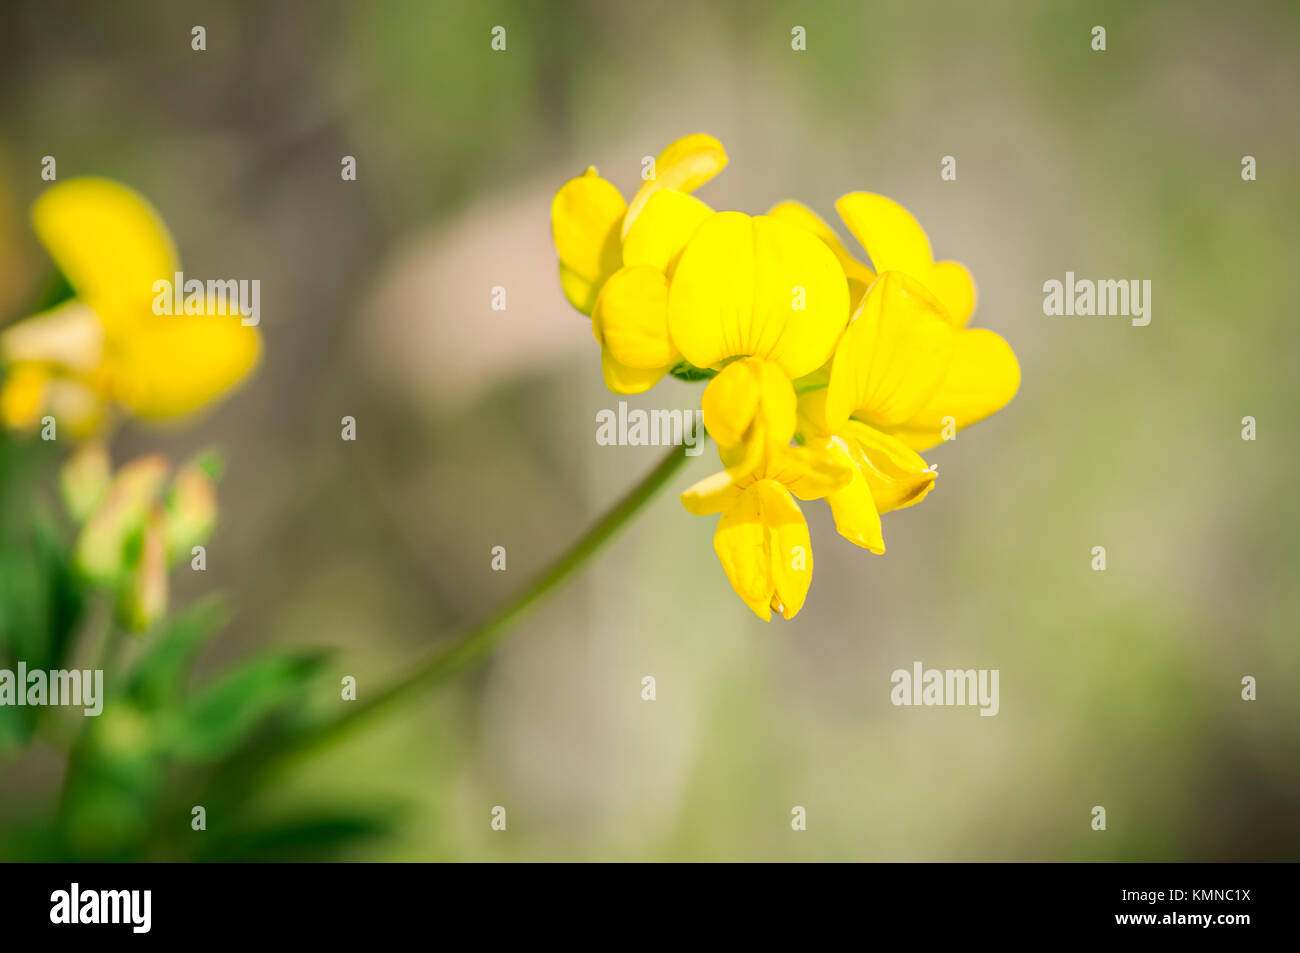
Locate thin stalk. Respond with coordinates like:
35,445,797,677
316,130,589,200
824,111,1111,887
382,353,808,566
218,442,698,793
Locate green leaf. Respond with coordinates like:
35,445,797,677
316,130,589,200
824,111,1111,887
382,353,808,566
0,511,84,684
193,807,400,862
125,595,229,710
168,652,329,762
190,448,225,482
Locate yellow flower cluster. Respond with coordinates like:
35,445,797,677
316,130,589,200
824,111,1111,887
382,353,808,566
554,134,1021,621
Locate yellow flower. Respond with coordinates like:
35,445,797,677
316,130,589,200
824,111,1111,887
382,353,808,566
551,137,1021,622
784,192,1020,450
682,442,849,621
677,260,860,620
551,134,725,393
797,387,936,554
775,193,1020,554
0,178,262,436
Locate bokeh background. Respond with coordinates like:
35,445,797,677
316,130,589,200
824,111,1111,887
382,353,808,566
1,0,1297,860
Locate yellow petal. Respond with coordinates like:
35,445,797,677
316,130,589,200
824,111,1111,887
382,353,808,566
42,377,107,438
765,443,853,501
888,328,1020,451
598,349,670,395
826,271,953,431
755,481,813,620
814,436,885,553
681,467,746,516
836,192,933,275
551,167,627,315
31,178,178,327
713,482,772,620
841,420,936,514
0,300,103,372
0,364,49,429
623,133,727,238
702,360,759,448
622,188,713,276
835,192,976,324
768,200,876,303
928,260,977,327
701,357,796,450
669,212,848,378
591,265,677,369
112,304,261,420
795,386,834,438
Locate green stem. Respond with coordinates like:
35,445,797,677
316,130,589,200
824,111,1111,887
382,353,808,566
355,442,695,723
221,442,698,792
97,620,126,675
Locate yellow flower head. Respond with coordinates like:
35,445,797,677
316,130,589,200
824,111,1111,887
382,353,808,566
551,138,1020,622
0,178,262,436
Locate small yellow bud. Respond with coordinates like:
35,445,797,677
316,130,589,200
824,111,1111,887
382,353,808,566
75,454,169,584
120,503,168,631
60,440,112,523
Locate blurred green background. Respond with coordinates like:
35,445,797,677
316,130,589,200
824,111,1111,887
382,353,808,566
0,0,1297,860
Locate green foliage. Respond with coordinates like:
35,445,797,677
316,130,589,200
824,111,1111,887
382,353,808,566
0,436,390,862
169,652,328,762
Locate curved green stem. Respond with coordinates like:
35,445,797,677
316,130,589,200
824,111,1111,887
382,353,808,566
347,441,696,728
219,442,698,792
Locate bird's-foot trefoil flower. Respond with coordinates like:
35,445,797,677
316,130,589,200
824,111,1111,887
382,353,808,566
547,135,1020,622
0,178,262,436
550,134,726,393
784,192,1021,450
771,272,950,553
681,437,851,621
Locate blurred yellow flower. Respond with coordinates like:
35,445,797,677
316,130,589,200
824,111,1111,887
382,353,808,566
0,177,262,436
